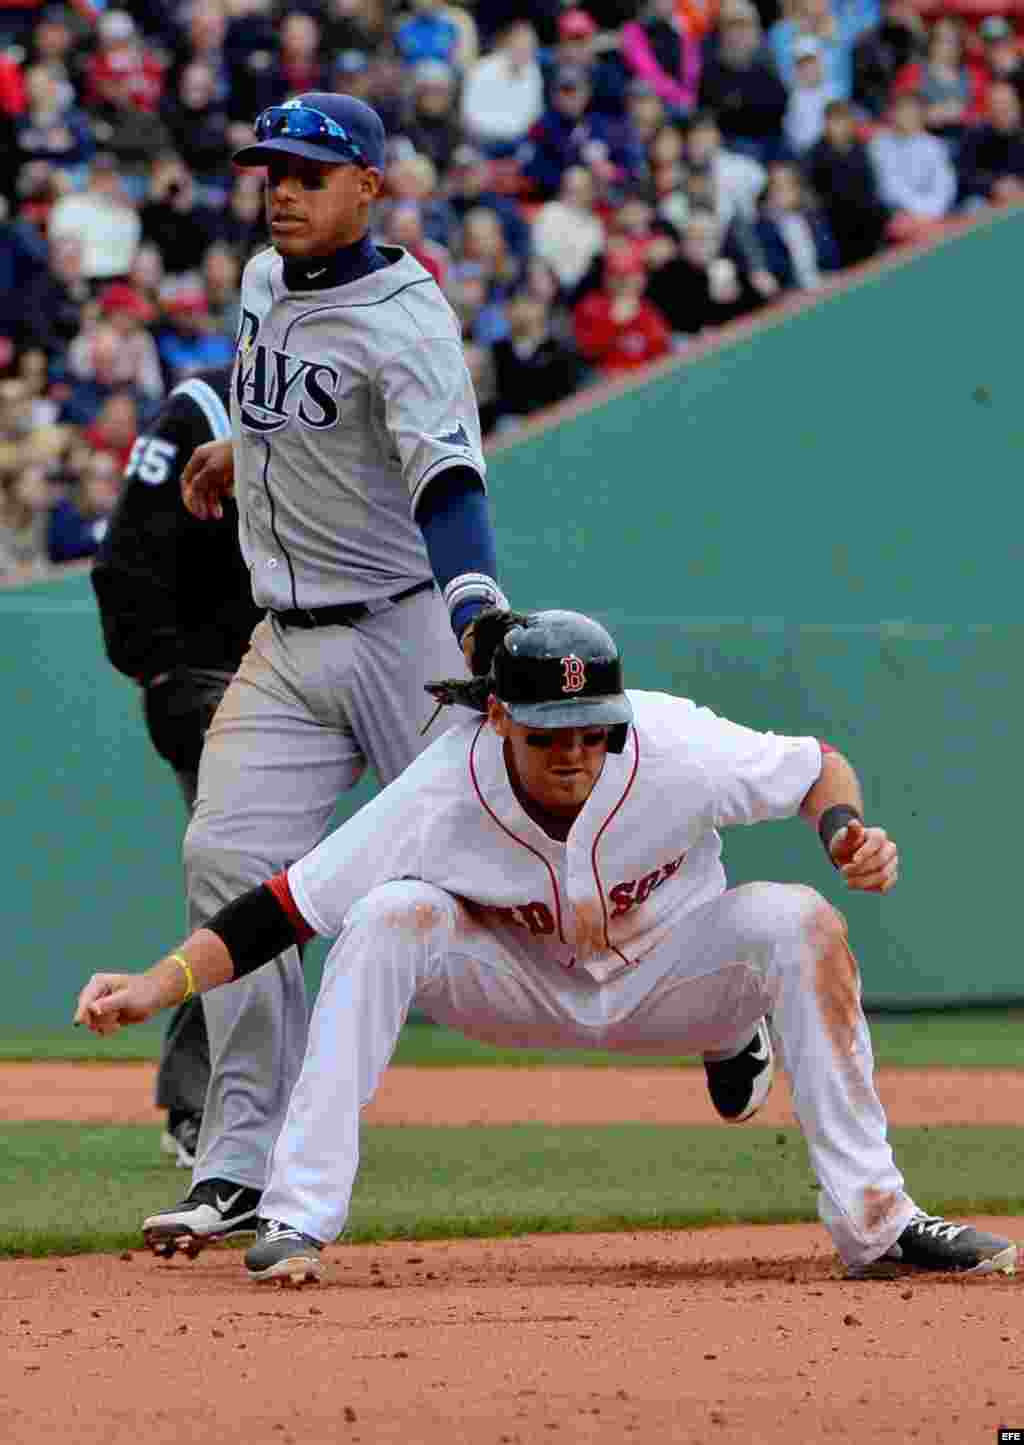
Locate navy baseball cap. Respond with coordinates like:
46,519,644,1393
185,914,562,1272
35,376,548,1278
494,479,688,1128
233,93,386,170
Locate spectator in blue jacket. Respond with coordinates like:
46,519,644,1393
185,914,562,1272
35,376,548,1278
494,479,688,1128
771,0,877,102
445,144,533,270
698,1,790,163
543,7,632,118
47,451,122,564
16,64,94,179
959,80,1024,207
521,65,645,199
753,160,840,291
805,99,888,267
0,207,49,303
395,0,460,68
155,287,234,386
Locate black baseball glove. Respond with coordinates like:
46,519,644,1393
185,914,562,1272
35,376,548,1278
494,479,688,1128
426,608,531,718
461,607,531,677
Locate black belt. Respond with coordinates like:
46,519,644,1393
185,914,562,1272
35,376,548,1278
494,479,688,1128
272,578,434,630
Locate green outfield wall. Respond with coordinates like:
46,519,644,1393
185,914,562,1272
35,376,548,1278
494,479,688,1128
8,209,1024,1027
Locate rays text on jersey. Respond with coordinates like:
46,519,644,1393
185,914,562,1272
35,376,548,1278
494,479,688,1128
235,312,342,434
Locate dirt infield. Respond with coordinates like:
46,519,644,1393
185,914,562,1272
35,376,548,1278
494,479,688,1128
5,1061,1024,1126
3,1063,1023,1444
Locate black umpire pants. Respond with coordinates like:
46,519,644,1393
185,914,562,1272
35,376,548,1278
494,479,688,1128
150,667,235,1118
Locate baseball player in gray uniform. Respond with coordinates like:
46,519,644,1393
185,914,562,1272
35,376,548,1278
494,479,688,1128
139,93,508,1255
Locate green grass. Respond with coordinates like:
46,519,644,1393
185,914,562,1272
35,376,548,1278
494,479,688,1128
4,1008,1024,1067
2,1121,1022,1260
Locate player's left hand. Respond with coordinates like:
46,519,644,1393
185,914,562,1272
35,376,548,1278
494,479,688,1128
74,973,165,1035
829,818,899,894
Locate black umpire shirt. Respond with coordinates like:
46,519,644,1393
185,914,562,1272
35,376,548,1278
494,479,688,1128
92,365,263,684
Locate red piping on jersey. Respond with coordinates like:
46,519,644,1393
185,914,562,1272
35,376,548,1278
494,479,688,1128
590,727,640,969
468,721,567,944
265,872,315,946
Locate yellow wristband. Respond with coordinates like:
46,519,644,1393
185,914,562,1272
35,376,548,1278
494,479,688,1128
169,953,195,1003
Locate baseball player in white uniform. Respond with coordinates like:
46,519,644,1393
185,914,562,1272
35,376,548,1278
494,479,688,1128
77,609,1017,1285
140,93,509,1252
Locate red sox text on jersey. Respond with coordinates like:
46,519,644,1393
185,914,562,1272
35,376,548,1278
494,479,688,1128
484,851,689,936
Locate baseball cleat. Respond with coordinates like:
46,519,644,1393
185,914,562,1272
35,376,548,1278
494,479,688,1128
850,1213,1018,1278
142,1179,262,1259
704,1017,775,1122
245,1218,324,1284
160,1112,201,1169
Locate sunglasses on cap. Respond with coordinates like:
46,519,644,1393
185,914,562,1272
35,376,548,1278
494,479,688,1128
254,104,367,165
524,728,609,750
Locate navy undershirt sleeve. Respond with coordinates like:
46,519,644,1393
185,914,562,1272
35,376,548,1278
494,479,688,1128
417,467,498,638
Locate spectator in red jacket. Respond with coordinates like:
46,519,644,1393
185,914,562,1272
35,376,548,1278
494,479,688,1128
573,243,671,374
84,10,164,115
82,390,138,470
0,47,26,115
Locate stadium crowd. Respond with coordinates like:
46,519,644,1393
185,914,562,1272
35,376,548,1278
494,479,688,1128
1,0,1022,576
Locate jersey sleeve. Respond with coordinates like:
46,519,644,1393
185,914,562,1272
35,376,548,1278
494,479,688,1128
376,338,487,517
688,706,823,829
286,769,426,938
90,386,221,680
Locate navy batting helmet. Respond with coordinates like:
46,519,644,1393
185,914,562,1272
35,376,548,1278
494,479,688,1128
492,610,633,750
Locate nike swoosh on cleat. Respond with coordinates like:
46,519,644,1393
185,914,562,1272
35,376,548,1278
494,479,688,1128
216,1188,245,1213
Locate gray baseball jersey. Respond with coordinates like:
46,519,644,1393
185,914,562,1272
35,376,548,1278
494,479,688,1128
233,245,487,609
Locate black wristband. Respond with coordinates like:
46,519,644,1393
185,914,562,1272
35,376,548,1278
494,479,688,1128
818,804,862,864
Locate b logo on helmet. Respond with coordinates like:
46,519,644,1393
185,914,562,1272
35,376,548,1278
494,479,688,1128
561,655,586,693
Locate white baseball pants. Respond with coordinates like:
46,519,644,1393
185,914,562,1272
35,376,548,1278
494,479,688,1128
261,878,918,1271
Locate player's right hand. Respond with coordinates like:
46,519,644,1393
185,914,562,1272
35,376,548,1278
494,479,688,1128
74,973,164,1035
829,818,900,894
182,439,235,520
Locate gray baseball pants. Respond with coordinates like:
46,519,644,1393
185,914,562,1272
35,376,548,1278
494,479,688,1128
184,588,464,1191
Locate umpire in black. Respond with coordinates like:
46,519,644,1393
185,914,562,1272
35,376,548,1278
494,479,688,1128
92,365,263,1168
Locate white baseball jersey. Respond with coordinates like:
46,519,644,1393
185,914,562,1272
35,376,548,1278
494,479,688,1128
232,245,486,610
288,690,823,983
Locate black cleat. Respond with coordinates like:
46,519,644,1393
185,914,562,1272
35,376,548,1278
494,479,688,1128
852,1213,1017,1278
245,1218,324,1285
142,1179,262,1259
704,1017,775,1122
